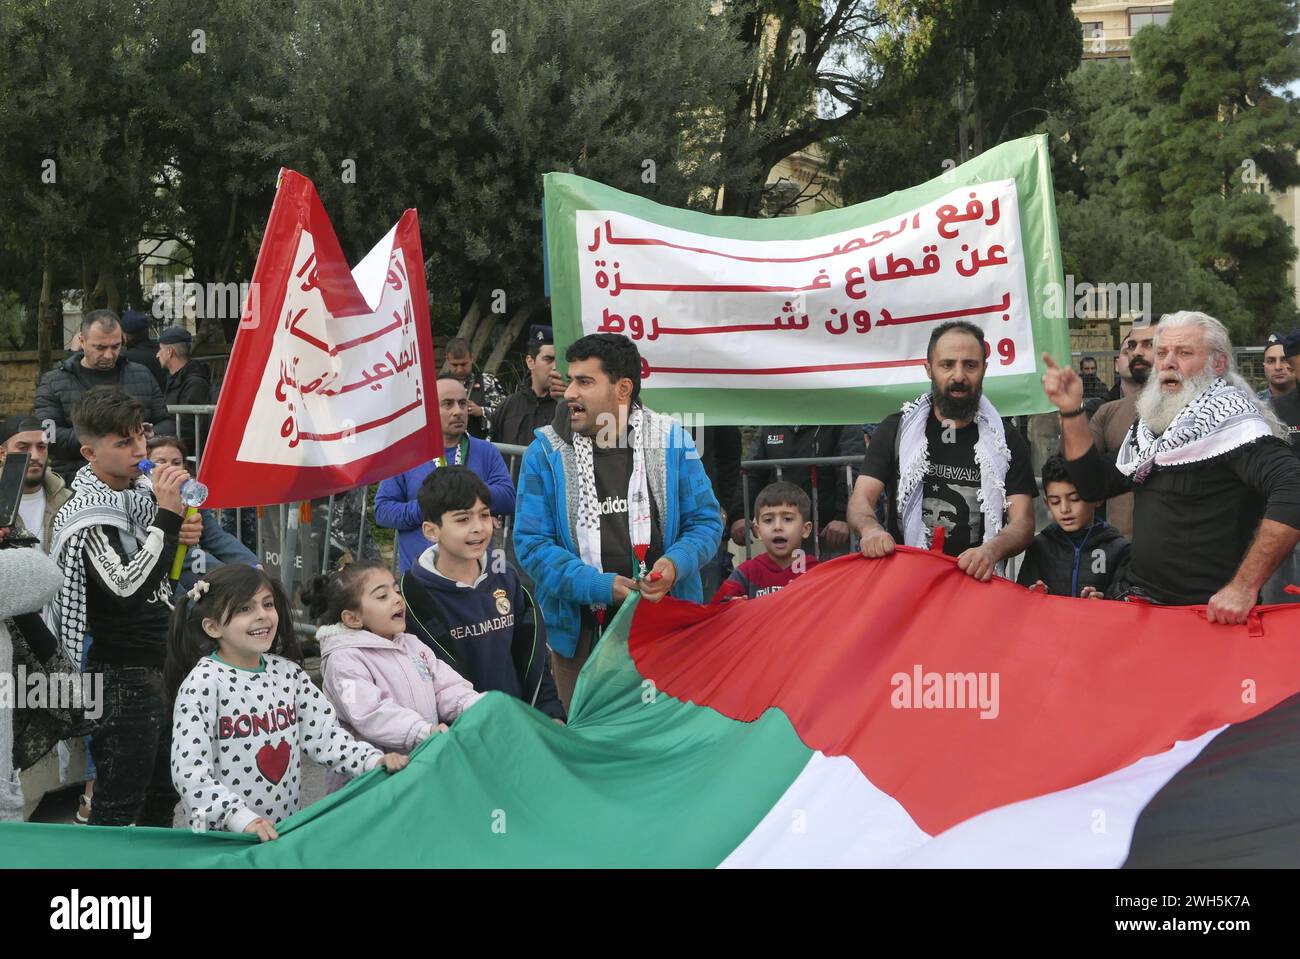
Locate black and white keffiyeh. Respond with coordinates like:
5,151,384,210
572,405,653,598
896,391,1013,575
1117,377,1274,483
48,465,158,667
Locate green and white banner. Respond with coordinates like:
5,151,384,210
544,134,1067,424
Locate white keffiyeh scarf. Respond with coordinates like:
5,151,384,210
1117,377,1274,483
573,405,653,614
48,465,158,667
896,392,1012,575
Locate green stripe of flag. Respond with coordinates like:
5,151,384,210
0,598,813,868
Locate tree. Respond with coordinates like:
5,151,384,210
0,0,165,370
144,0,298,343
0,0,770,373
716,0,937,216
920,0,1082,162
1040,59,1145,203
1056,194,1252,340
1124,0,1300,334
283,0,756,364
825,0,1082,205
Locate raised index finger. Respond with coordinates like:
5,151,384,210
1041,352,1060,371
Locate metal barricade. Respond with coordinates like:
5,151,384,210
492,441,528,545
739,454,865,560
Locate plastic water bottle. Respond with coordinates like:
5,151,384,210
137,459,209,507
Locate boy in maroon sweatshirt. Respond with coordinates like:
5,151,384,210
713,481,820,602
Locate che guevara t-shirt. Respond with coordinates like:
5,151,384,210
863,411,1037,557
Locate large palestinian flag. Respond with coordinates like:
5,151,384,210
4,547,1300,868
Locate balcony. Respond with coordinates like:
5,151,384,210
1080,28,1133,59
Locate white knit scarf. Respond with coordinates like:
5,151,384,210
48,465,159,667
897,392,1012,574
572,405,652,607
1117,377,1274,483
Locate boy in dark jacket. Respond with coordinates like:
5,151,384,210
1017,454,1129,598
401,466,564,720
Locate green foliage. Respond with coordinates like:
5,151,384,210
0,0,164,317
715,0,940,214
0,0,756,352
1056,193,1253,340
1120,0,1300,334
1041,59,1146,202
828,0,1082,203
0,292,28,350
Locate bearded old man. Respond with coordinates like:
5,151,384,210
849,320,1038,580
1042,310,1300,624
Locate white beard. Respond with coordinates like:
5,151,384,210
1136,364,1218,435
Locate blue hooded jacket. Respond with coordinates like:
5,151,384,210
513,407,722,658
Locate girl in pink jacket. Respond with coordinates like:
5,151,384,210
304,561,484,794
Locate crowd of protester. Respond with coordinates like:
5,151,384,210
3,304,1300,836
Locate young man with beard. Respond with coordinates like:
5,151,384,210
513,333,721,710
1044,310,1300,623
848,321,1038,580
1087,320,1158,538
1078,356,1107,402
490,328,562,449
441,338,505,441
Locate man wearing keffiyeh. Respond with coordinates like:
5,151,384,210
48,386,201,826
1045,311,1300,623
514,334,721,711
848,321,1039,581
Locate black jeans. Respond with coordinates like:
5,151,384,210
87,664,177,827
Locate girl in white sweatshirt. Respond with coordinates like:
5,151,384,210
166,565,408,841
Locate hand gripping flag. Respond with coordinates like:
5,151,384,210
6,550,1300,868
198,170,438,508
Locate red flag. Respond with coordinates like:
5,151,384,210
198,170,438,507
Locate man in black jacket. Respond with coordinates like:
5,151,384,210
491,328,559,449
1044,310,1300,622
122,310,167,392
1267,331,1300,449
155,325,212,456
35,311,168,484
731,423,864,558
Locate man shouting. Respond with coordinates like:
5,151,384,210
1043,310,1300,623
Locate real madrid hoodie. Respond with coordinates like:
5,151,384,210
401,544,565,720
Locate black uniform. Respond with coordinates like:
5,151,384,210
124,338,166,392
491,384,557,449
158,360,213,454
